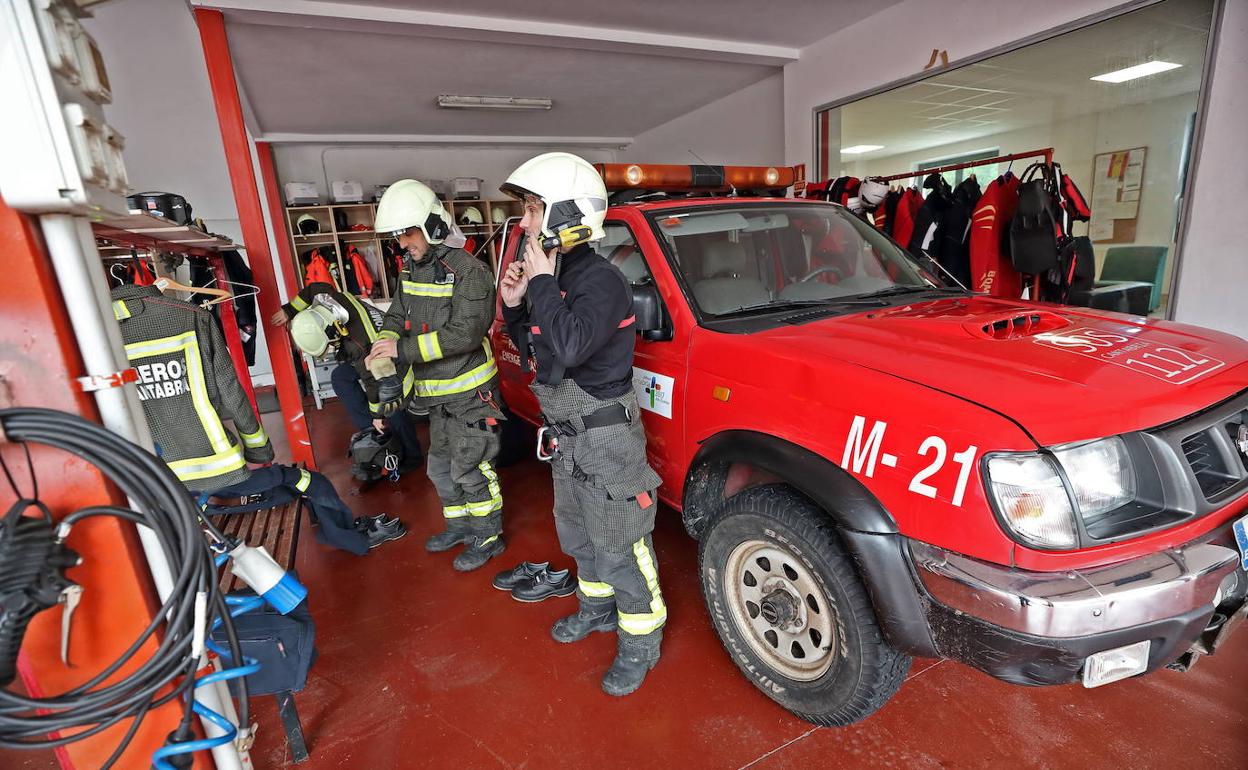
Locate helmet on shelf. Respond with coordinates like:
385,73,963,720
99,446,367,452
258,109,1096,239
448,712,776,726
296,214,320,236
458,206,484,226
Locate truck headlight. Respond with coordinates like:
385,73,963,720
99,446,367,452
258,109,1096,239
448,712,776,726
985,454,1077,548
986,437,1136,549
1052,437,1135,517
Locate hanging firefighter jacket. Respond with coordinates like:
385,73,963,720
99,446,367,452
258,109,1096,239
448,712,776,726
303,248,336,288
109,283,273,490
874,189,902,236
891,188,923,249
346,244,375,298
969,173,1022,297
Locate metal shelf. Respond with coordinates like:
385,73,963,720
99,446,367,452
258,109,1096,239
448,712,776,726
92,210,236,255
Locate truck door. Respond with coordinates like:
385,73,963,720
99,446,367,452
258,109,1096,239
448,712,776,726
603,215,691,504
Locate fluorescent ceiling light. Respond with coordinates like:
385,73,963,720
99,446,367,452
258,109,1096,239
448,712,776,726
437,95,552,110
1090,61,1181,83
841,144,884,155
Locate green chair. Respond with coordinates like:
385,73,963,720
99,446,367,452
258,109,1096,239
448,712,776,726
1096,246,1168,313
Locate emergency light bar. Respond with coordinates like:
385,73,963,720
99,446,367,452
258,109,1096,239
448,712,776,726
594,163,797,193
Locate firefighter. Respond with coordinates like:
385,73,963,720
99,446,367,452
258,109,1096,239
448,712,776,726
270,282,423,470
499,152,665,696
109,283,405,553
367,179,506,572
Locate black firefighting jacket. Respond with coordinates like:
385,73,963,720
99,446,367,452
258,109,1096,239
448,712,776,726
502,243,636,400
282,282,414,418
110,284,273,490
379,244,497,407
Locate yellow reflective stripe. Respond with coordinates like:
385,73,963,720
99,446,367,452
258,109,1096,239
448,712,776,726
295,469,312,492
479,535,499,546
411,342,497,398
618,538,667,635
578,578,615,598
239,426,268,448
401,367,415,397
112,300,131,320
342,294,378,343
402,280,454,297
123,329,197,358
290,296,309,311
417,331,443,362
167,445,246,482
464,461,503,516
124,331,231,455
378,330,400,341
443,504,469,519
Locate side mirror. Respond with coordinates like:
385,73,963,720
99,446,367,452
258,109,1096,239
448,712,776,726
632,282,673,342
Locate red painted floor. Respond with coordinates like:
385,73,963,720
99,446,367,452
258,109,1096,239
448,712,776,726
6,396,1248,769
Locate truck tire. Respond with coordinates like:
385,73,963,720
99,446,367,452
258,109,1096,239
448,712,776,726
698,484,910,725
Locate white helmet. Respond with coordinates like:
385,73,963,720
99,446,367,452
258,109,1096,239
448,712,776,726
458,205,484,225
490,206,507,224
501,152,608,243
859,178,888,207
374,179,452,243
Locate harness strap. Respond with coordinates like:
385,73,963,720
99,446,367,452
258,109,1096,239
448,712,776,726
541,401,631,437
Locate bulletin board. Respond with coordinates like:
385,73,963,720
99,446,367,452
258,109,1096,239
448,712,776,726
1088,146,1146,243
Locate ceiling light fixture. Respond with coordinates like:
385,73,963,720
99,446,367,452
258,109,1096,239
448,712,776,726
437,95,553,111
1090,60,1181,83
841,144,884,155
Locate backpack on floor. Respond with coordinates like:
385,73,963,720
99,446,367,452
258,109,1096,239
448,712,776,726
348,427,403,483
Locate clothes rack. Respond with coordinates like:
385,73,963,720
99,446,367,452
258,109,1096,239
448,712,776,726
873,147,1053,184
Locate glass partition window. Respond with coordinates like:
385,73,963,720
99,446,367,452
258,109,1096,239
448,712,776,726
814,0,1216,318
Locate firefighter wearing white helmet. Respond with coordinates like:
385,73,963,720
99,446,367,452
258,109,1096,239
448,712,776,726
499,152,665,697
367,178,507,572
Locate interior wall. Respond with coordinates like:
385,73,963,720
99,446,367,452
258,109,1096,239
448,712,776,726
271,145,622,205
1173,0,1248,338
786,0,1246,338
622,73,785,165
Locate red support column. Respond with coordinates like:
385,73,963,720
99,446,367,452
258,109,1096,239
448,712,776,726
194,8,315,468
256,142,300,299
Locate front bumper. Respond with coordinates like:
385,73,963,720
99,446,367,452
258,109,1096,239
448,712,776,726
909,537,1245,685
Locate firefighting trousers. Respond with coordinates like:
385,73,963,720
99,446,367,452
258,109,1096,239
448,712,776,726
536,379,666,641
207,465,369,555
423,391,503,543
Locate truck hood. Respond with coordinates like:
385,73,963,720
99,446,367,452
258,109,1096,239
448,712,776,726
758,296,1248,446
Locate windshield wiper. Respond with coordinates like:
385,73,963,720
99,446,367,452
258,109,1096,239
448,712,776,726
849,285,968,300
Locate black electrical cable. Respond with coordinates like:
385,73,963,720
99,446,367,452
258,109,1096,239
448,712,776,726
0,407,250,762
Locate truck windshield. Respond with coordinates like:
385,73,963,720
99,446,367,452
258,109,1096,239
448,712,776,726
648,202,953,318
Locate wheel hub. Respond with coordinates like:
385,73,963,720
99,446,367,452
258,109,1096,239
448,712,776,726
759,587,800,629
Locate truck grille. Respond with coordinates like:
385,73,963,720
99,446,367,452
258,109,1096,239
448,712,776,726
1181,429,1241,499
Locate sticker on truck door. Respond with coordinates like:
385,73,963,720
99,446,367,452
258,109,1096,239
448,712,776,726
1034,328,1225,385
633,367,674,418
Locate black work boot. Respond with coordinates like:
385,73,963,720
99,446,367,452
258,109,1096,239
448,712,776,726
551,599,617,644
425,529,471,553
452,536,506,572
602,631,662,697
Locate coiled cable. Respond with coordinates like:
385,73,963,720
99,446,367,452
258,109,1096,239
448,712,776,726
0,407,250,768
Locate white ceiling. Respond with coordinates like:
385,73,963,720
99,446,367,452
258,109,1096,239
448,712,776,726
195,0,904,141
839,0,1214,162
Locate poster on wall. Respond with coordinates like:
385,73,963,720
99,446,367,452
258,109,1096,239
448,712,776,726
1089,146,1147,243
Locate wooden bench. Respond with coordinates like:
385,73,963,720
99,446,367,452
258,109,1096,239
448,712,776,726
207,495,311,764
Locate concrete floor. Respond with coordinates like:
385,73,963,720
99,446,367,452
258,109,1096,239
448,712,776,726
6,397,1248,769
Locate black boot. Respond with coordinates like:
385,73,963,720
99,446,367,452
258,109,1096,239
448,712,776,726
452,536,506,572
551,599,617,644
425,529,471,553
602,631,661,697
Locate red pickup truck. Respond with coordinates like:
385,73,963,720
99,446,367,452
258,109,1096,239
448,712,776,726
488,164,1248,726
